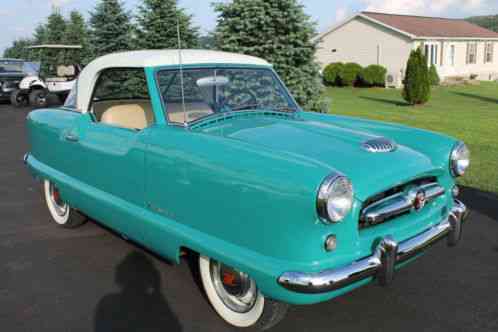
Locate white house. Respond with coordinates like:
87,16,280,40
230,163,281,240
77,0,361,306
315,12,498,87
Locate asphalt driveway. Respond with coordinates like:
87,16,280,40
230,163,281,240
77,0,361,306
1,103,497,332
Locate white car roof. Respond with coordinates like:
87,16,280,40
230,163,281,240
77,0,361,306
77,50,271,112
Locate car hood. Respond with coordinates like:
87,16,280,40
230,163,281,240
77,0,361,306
196,113,439,201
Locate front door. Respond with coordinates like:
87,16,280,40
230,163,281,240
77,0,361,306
66,67,155,239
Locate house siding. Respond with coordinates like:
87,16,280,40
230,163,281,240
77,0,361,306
415,40,498,80
316,16,412,86
317,15,498,87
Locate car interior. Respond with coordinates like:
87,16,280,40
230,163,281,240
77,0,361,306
92,100,155,130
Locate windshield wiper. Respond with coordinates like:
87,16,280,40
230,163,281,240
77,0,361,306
229,104,262,111
270,106,299,113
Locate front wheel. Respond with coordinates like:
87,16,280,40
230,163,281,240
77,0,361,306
10,89,28,107
29,89,48,108
43,180,87,228
199,255,288,330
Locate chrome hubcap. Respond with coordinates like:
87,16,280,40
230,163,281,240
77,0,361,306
49,183,68,216
210,261,258,313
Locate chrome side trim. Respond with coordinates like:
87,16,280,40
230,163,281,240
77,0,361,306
361,182,445,226
278,199,468,294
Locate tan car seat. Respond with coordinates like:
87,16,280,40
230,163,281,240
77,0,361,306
100,102,154,130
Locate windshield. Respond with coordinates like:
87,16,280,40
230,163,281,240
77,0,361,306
157,68,298,124
0,61,23,73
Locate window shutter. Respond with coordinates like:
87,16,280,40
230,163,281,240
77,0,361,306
484,43,488,63
466,43,470,64
492,42,495,63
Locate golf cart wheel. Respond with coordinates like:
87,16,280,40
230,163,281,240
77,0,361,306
43,180,87,228
199,255,288,330
10,90,28,107
29,89,48,108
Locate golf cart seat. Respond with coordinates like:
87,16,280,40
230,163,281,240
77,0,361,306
57,65,76,77
46,65,80,82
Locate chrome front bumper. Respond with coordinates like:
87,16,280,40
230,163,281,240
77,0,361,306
278,199,469,294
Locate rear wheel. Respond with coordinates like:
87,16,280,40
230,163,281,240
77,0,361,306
43,180,86,228
199,255,288,330
10,90,28,107
29,89,48,108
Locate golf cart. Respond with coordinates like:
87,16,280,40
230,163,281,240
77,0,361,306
12,44,82,108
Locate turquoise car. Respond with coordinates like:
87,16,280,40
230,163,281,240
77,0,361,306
25,50,470,330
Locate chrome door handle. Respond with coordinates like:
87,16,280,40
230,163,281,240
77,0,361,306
65,133,79,142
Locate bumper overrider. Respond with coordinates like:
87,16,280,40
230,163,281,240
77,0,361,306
278,199,469,294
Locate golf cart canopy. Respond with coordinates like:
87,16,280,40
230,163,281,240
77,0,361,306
27,44,83,49
27,44,83,50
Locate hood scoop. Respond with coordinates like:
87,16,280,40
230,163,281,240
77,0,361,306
362,137,397,153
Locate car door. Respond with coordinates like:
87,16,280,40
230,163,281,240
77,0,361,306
64,68,154,239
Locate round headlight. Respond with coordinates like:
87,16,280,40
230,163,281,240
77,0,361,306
450,142,470,177
317,175,354,224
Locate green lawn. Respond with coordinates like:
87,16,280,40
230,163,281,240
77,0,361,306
323,82,498,194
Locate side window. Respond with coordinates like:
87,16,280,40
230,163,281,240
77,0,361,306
63,80,78,109
90,68,154,131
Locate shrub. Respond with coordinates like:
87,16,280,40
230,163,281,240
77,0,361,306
342,62,363,86
402,48,431,105
361,65,388,87
323,62,344,86
429,64,440,86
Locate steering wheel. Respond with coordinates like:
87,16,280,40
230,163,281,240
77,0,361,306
218,90,259,111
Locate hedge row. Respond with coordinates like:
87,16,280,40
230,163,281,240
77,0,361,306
323,62,387,87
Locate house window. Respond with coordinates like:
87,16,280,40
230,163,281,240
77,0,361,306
450,45,455,66
466,42,477,64
484,42,494,63
426,44,438,66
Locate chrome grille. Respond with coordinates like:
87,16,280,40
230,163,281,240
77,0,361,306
359,178,444,229
362,137,397,153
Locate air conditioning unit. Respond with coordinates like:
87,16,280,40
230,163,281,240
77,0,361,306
386,72,400,88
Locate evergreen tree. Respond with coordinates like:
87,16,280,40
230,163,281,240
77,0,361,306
199,33,217,50
3,39,35,60
214,0,324,112
89,0,134,58
64,11,92,64
135,0,199,49
38,10,67,75
402,48,431,105
33,24,48,44
45,10,67,44
429,64,440,86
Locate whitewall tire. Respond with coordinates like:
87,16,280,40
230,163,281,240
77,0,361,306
198,255,288,330
43,180,86,228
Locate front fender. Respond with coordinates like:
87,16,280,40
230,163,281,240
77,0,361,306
144,126,341,262
19,76,46,90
